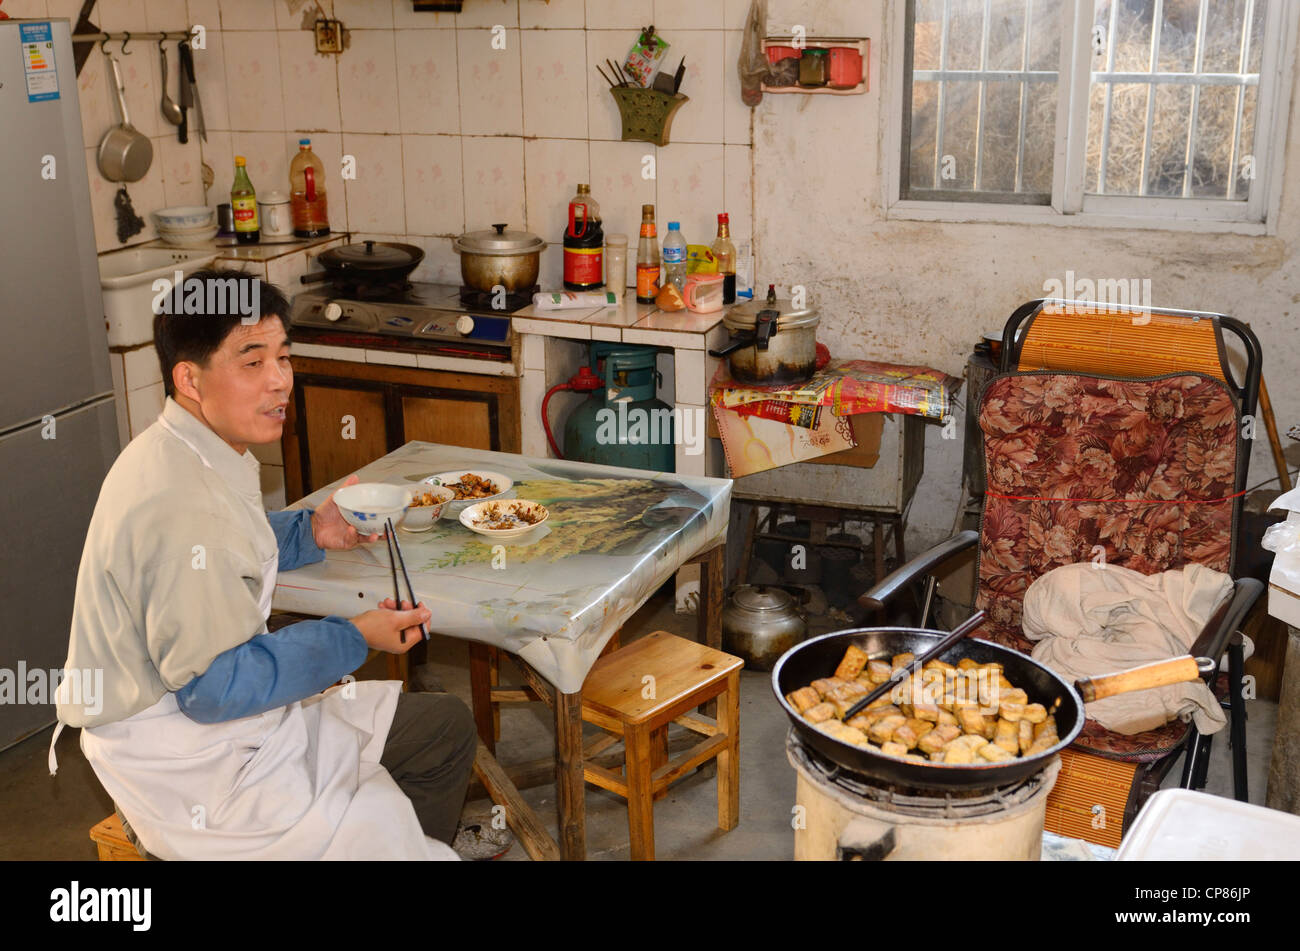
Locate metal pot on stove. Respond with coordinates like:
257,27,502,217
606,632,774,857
709,287,820,386
453,223,545,294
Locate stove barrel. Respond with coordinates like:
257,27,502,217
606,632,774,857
788,732,1062,860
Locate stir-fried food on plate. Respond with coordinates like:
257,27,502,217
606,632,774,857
442,473,499,500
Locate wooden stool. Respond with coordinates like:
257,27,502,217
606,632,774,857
89,814,146,862
580,630,744,860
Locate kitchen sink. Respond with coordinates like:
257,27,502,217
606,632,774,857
98,246,219,347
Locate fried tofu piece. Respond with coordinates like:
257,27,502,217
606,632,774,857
937,709,959,728
911,702,941,724
866,660,893,683
847,703,901,728
957,657,980,670
955,704,985,735
786,686,821,713
1022,703,1048,724
827,681,869,702
903,754,929,764
1001,688,1029,706
1026,735,1058,756
1033,715,1058,740
891,652,915,672
1018,719,1034,755
999,700,1026,722
929,751,946,763
918,723,962,754
993,718,1020,755
868,714,908,745
880,742,909,758
818,720,869,745
949,733,989,752
803,702,837,724
811,677,848,698
923,659,957,676
835,644,870,682
943,743,975,764
893,722,921,750
979,742,1014,762
905,717,935,739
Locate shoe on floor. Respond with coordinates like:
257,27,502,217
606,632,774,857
451,813,513,861
409,664,446,693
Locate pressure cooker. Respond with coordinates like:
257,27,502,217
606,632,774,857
709,289,820,386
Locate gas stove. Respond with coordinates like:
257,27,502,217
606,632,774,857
289,281,524,361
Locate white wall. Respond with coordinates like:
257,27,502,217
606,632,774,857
753,0,1300,550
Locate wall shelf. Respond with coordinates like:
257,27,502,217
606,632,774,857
761,37,869,96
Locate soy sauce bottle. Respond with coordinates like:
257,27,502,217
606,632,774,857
563,184,604,291
231,156,260,244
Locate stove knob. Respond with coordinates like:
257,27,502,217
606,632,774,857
456,315,475,336
323,302,344,322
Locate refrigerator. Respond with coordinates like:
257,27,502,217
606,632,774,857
0,19,121,750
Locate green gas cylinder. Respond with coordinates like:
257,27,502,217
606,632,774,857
562,343,675,472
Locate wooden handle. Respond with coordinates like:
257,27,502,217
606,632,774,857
1075,656,1201,703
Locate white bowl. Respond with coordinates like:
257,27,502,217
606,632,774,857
400,485,456,532
153,205,216,230
424,470,514,515
331,482,413,534
459,499,549,539
158,227,220,247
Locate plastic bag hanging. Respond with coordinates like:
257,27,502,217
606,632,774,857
738,0,769,107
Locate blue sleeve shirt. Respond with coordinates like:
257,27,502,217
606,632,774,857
176,508,369,724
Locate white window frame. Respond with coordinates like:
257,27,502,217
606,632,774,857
882,0,1299,235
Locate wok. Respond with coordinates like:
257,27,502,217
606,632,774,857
299,239,424,287
772,627,1085,791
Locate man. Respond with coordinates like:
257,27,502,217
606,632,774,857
51,270,476,860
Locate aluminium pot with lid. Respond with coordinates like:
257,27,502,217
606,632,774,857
711,293,821,386
453,223,545,293
722,584,809,672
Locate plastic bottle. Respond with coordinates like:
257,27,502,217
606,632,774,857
711,213,737,304
604,234,628,302
231,156,259,244
636,204,661,304
662,222,687,292
563,184,604,291
289,139,330,238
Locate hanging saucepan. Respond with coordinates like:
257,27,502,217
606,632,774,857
97,56,154,183
299,239,425,288
709,294,819,386
453,223,546,294
773,625,1215,792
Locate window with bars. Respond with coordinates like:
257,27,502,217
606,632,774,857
898,0,1290,225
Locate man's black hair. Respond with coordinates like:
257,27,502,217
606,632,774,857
153,268,291,398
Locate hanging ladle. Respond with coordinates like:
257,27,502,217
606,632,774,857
159,40,183,126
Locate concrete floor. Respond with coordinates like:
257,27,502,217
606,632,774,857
0,586,1281,861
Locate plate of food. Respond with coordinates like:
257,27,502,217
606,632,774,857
423,470,513,515
458,499,549,539
400,485,456,532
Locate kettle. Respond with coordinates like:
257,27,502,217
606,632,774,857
722,585,809,672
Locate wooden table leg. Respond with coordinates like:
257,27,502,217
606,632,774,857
697,542,726,722
735,502,758,587
468,642,496,753
488,647,501,742
717,670,741,832
624,724,656,861
555,689,587,861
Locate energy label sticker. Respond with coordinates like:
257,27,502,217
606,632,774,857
19,21,60,103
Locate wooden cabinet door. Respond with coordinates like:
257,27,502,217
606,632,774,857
400,389,496,451
296,380,389,494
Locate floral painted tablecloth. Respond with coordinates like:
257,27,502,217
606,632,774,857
274,442,731,693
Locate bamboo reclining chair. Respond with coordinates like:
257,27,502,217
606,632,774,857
861,300,1264,847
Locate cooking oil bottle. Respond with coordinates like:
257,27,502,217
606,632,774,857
231,156,259,244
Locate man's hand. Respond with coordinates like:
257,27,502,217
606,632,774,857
351,599,430,654
311,474,382,550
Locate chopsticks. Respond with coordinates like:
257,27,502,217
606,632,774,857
841,610,987,722
384,517,430,643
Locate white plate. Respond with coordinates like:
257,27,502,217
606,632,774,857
458,499,549,539
424,470,514,515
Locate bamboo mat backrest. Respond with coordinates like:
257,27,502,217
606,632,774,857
1016,304,1227,382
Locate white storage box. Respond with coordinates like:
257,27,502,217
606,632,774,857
1117,789,1300,860
1265,488,1300,627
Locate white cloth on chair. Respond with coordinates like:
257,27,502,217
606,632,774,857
1021,563,1231,735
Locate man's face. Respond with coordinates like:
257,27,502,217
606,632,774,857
180,317,292,453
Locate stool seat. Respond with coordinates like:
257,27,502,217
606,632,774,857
582,630,744,728
580,631,744,860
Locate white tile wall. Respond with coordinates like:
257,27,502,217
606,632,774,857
82,4,754,307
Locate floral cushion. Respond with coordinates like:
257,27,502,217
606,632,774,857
973,372,1240,761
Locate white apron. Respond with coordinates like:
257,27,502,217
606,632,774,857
59,415,455,860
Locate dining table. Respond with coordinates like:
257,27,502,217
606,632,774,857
274,441,732,859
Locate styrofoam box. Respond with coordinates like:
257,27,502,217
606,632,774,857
1116,789,1300,860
